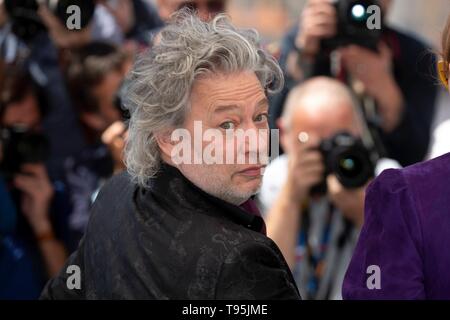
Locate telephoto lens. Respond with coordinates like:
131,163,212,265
310,131,376,195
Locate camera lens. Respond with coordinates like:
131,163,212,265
333,147,373,188
348,2,370,25
350,4,366,21
340,157,357,174
320,132,375,189
312,132,376,195
338,153,363,178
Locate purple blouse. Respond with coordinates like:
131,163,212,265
343,152,450,299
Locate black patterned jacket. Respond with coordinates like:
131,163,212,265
40,163,300,300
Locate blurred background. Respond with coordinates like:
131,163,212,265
0,0,449,300
226,0,449,46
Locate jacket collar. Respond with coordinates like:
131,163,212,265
139,163,265,234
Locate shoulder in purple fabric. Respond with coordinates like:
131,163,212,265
343,152,450,300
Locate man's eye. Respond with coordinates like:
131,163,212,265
255,113,269,122
220,121,235,130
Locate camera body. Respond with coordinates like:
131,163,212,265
114,81,130,122
0,126,49,179
4,0,95,42
311,131,376,195
322,0,382,51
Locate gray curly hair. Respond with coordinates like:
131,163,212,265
123,9,284,188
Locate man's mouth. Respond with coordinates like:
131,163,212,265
236,165,266,177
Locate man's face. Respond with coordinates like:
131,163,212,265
284,95,359,153
2,92,41,129
175,71,269,205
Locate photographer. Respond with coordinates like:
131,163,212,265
0,62,69,299
63,41,131,240
259,77,398,300
1,0,91,181
270,0,438,167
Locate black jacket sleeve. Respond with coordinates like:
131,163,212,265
39,173,125,299
39,238,86,300
215,240,301,300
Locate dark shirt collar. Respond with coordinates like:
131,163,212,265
139,163,265,234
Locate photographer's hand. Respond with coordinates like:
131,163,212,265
265,133,324,269
327,174,366,227
286,0,337,81
286,133,324,202
13,164,54,236
295,0,337,57
14,163,67,276
38,4,92,49
101,121,127,174
340,43,404,132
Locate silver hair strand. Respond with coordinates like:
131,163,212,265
122,9,284,187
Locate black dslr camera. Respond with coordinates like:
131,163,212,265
311,131,376,195
0,126,49,179
322,0,383,51
4,0,95,42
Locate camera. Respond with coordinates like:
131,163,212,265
322,0,383,51
0,126,49,179
311,131,376,195
4,0,95,42
114,81,130,122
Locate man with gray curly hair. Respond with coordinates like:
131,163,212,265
40,10,301,299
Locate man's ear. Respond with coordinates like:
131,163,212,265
155,129,176,162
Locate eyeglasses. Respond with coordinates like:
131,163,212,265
178,0,226,14
438,60,449,90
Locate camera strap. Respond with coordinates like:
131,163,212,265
299,201,334,299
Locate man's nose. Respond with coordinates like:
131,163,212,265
241,122,268,153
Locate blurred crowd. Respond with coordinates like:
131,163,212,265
0,0,448,299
